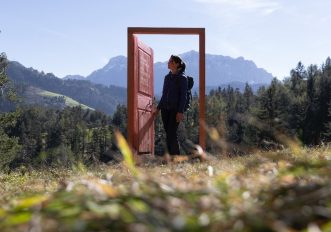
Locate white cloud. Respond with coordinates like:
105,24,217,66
207,36,242,58
194,0,282,15
320,15,331,23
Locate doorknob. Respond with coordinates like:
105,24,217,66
145,100,152,110
142,100,152,114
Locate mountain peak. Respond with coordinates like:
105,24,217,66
102,55,126,72
86,55,127,87
181,50,198,56
106,55,126,66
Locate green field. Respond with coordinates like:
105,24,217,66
1,137,331,232
38,89,94,110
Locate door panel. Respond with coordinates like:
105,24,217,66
128,35,154,156
138,49,151,95
138,110,152,153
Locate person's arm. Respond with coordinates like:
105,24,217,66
176,75,188,122
157,75,167,110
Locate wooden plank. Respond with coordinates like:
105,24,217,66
128,27,204,35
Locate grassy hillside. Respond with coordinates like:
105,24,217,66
1,135,331,231
20,86,95,111
6,61,127,115
37,88,94,110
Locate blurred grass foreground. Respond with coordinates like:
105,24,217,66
1,132,331,231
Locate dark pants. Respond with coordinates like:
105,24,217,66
161,109,180,155
177,122,197,155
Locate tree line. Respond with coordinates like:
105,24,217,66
0,106,127,171
202,58,331,153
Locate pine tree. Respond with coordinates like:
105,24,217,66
321,57,331,141
112,104,127,137
324,102,331,140
0,53,16,104
303,65,320,144
243,83,254,112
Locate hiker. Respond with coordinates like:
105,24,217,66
153,55,188,156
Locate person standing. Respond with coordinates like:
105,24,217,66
153,55,188,156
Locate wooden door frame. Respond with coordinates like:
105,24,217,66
128,27,206,153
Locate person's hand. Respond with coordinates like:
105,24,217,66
176,112,184,122
152,108,160,119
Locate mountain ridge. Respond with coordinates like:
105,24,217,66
82,50,273,94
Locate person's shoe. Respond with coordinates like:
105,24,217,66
191,145,207,162
162,153,171,164
172,155,189,163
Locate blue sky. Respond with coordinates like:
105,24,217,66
1,0,331,79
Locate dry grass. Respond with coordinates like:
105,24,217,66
1,143,331,231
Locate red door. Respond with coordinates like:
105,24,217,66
128,35,154,156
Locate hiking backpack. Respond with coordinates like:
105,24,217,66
184,76,194,111
176,75,194,112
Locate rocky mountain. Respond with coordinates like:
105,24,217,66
86,50,273,94
86,56,127,87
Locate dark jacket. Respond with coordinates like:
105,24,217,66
157,71,188,113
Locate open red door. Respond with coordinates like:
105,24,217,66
128,35,154,157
